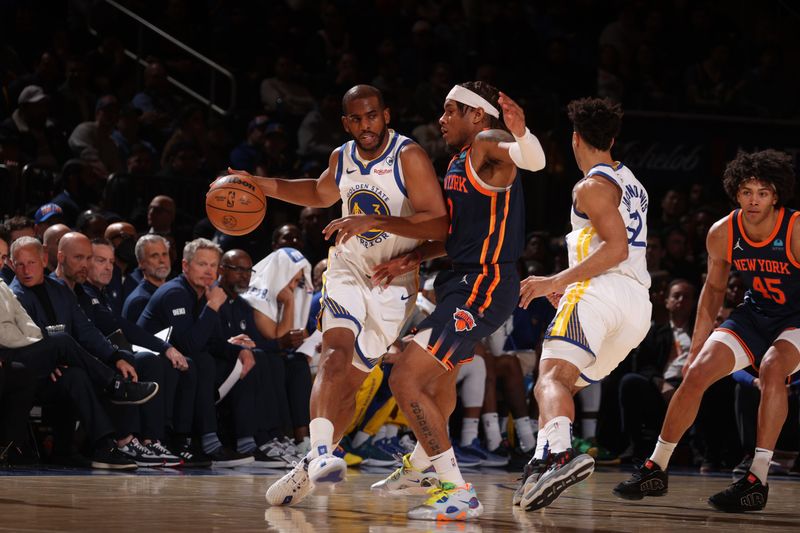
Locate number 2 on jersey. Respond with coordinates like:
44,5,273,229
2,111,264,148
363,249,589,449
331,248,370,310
752,276,786,305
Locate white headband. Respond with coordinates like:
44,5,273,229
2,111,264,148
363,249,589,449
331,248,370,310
446,85,500,119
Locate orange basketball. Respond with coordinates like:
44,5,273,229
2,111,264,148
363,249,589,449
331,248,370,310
205,174,266,236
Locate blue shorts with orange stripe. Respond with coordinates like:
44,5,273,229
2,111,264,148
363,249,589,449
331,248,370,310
416,264,519,370
718,303,800,372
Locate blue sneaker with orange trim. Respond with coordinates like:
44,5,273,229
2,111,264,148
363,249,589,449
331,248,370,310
407,482,484,521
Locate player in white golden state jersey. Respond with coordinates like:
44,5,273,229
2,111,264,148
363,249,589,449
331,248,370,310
230,85,447,506
516,97,651,511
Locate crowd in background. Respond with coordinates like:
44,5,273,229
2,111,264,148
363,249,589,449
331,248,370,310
1,0,799,473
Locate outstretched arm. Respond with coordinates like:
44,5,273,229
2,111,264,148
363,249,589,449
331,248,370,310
227,149,342,208
323,143,449,244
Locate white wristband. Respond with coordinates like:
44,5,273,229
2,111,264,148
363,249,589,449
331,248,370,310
508,127,546,172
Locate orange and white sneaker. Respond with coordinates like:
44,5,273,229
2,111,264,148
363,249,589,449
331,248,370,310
407,482,483,521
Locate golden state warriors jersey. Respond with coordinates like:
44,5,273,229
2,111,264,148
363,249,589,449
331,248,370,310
568,162,650,288
333,130,419,276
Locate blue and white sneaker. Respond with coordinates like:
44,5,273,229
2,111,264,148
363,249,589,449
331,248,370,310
459,438,509,468
266,457,313,506
308,449,347,486
407,482,484,521
371,453,439,495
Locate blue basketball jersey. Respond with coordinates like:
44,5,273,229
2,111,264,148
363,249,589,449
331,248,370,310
442,146,525,266
727,207,800,319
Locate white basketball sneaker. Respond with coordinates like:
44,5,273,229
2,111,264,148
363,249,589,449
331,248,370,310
265,457,313,506
308,450,347,486
371,453,439,495
407,482,484,521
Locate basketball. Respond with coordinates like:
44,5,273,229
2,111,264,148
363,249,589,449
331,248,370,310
205,174,266,236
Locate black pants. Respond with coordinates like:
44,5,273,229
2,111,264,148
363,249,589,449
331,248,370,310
192,351,219,435
0,363,37,446
37,366,115,447
215,350,267,440
619,373,666,456
111,351,166,440
161,356,197,437
264,351,312,431
0,332,115,387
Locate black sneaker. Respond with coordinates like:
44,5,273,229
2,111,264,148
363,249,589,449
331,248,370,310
613,459,668,500
91,446,138,470
513,457,549,505
208,446,254,468
108,377,159,405
143,440,183,467
117,437,166,467
708,471,769,512
252,447,287,468
520,449,595,511
174,442,211,468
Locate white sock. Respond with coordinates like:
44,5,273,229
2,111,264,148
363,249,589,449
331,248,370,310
430,447,466,486
649,436,677,470
409,441,432,470
309,417,335,457
750,447,773,484
534,429,549,460
351,430,370,449
481,412,502,451
460,418,479,447
385,424,399,439
373,425,387,442
543,416,572,454
514,416,536,452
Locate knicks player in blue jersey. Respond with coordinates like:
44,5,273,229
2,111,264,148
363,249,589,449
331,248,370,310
615,149,800,512
229,85,447,507
327,81,546,520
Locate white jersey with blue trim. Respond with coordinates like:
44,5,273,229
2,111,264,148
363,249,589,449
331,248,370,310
333,129,419,277
567,162,650,289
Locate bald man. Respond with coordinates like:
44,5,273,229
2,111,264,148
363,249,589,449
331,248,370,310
42,223,70,273
104,221,138,310
147,195,176,234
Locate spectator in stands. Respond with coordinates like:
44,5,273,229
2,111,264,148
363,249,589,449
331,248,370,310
50,159,102,226
0,229,11,284
229,115,268,174
258,122,294,177
146,195,176,235
160,104,208,170
298,208,329,266
42,223,70,274
3,215,35,243
137,238,255,467
104,221,137,311
126,143,156,177
33,202,64,239
661,227,699,285
272,223,303,252
296,91,348,166
619,279,696,462
112,105,157,165
1,85,70,171
725,271,745,308
131,60,181,146
260,54,316,125
0,354,36,464
53,57,96,135
8,236,159,469
123,234,171,322
74,209,109,240
68,94,123,174
646,234,665,272
7,52,61,105
657,189,687,231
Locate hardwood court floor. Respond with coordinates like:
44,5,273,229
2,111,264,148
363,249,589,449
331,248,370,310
1,466,799,532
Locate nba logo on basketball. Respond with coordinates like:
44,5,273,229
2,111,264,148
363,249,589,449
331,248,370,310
453,308,476,332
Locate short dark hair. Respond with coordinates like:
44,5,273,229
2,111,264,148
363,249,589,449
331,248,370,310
91,237,114,248
722,149,795,207
454,81,504,130
342,84,385,114
567,97,623,151
3,215,35,232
